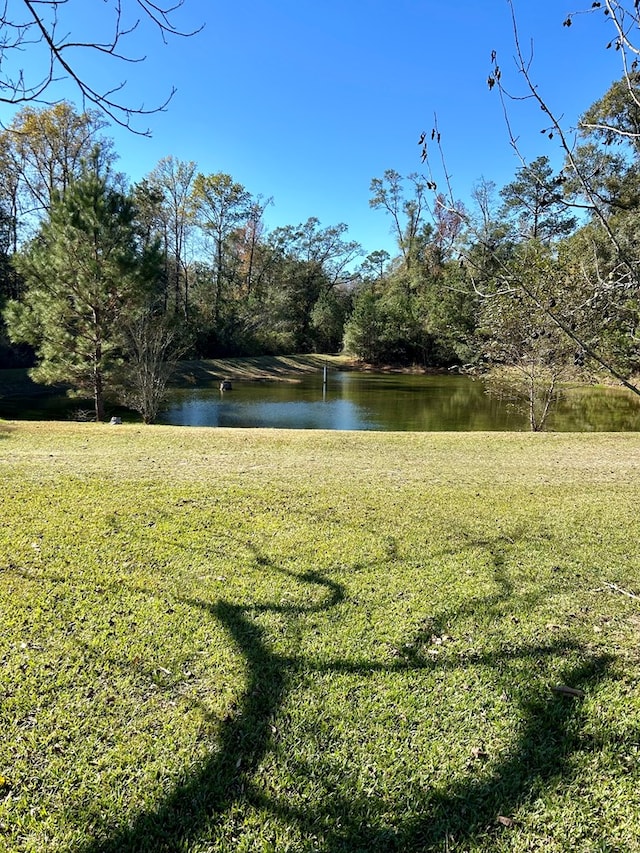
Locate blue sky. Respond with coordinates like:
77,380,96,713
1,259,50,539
4,0,626,259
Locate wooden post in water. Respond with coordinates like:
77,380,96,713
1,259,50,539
322,363,328,401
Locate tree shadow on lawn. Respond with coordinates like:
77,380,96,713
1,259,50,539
80,557,615,853
267,653,612,852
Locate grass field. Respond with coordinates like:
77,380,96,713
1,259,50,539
2,421,640,852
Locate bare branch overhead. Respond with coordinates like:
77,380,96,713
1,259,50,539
0,0,203,134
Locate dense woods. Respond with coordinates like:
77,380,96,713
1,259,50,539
3,46,640,424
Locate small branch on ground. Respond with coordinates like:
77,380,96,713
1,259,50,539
602,581,640,601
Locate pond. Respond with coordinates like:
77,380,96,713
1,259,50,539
158,372,640,432
2,371,639,431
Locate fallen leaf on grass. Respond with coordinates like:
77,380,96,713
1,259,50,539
470,746,488,760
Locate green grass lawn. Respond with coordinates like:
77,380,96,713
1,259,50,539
2,421,640,852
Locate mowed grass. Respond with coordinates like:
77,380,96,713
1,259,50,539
2,421,640,852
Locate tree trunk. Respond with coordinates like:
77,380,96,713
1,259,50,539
94,369,105,422
93,329,105,422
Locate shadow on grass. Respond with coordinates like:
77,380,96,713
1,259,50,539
80,567,344,852
261,654,611,852
80,556,614,853
173,355,344,386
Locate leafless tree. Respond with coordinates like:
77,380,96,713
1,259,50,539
117,309,184,423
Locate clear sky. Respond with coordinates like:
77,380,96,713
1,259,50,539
2,0,627,260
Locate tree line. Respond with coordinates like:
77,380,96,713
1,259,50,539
2,58,640,426
0,102,365,420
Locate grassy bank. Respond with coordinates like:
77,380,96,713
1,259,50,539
172,354,356,386
2,422,640,851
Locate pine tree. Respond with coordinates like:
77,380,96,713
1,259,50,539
5,163,155,421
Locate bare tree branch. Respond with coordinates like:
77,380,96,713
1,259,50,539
0,0,203,134
420,0,640,397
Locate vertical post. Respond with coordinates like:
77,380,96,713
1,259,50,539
322,363,328,401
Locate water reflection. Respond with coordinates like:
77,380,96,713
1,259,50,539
2,371,638,431
165,397,377,430
551,385,640,432
158,372,640,432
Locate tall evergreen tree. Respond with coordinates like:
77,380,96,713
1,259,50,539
5,162,159,421
499,156,576,243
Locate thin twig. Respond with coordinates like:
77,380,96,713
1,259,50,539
603,581,640,601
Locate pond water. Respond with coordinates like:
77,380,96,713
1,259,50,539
158,372,640,432
2,371,639,431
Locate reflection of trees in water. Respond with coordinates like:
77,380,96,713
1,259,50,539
344,375,528,431
406,376,640,433
2,372,639,430
550,386,640,432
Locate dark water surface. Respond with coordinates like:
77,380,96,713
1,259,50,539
159,372,640,431
2,371,639,431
